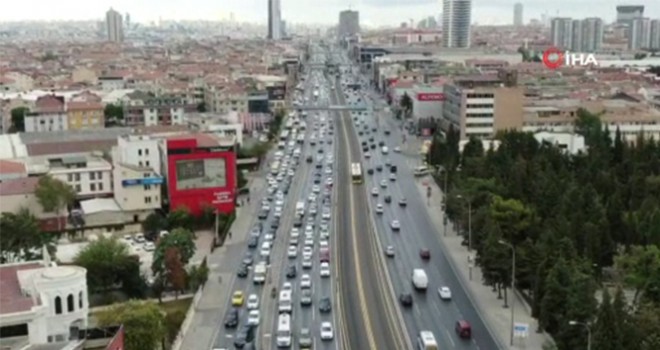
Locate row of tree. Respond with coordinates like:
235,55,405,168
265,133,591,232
427,109,660,349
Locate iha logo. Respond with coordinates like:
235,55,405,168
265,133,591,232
542,47,599,69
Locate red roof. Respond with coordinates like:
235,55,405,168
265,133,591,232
0,177,39,196
0,159,26,174
0,263,42,315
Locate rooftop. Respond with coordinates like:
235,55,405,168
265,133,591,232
0,177,39,196
0,262,42,315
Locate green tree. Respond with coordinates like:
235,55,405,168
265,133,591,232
592,289,622,350
196,102,206,112
10,107,29,132
540,257,573,334
104,103,124,120
74,236,132,292
399,92,413,118
614,245,660,303
142,212,167,234
96,300,165,350
0,208,50,263
34,175,76,232
166,207,195,231
152,228,196,276
187,263,209,290
164,308,187,344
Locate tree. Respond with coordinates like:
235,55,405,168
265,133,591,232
96,300,165,350
196,102,206,112
166,207,195,231
10,107,29,132
142,212,167,235
152,228,196,277
74,236,132,292
592,289,622,350
187,263,209,290
399,92,413,118
614,245,660,304
164,247,187,299
104,103,124,120
0,208,49,263
34,175,76,232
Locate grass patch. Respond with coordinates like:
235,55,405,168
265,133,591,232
160,297,193,315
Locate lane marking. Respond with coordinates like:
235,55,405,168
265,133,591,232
446,329,456,347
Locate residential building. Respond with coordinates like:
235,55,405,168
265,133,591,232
204,85,249,115
27,154,113,198
112,161,163,212
533,131,586,155
651,19,660,50
98,76,125,91
25,95,68,133
339,10,360,38
513,3,523,27
116,134,162,174
122,91,186,127
581,18,604,52
0,260,88,345
105,8,124,42
66,101,104,130
550,17,573,49
442,0,472,48
0,159,27,181
616,5,644,24
185,113,243,146
629,17,652,49
571,19,583,52
268,0,282,40
0,177,64,232
441,73,524,140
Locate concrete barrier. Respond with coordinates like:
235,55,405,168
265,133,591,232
171,286,204,350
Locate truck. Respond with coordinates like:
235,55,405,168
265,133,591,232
412,269,429,291
253,262,267,284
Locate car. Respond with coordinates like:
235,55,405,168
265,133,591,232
247,310,260,326
319,297,332,313
389,173,396,181
242,253,254,266
303,246,313,259
301,274,312,288
282,282,293,291
247,294,259,309
247,236,259,248
399,293,413,307
420,248,431,260
320,262,331,277
399,198,407,207
271,218,280,229
439,286,452,300
365,152,371,158
286,265,297,278
237,264,249,278
224,308,240,328
299,327,313,348
233,324,256,348
371,187,379,196
385,245,395,257
320,322,334,340
287,245,298,258
384,195,392,203
380,179,387,188
394,146,401,152
300,288,313,306
376,165,383,172
391,220,401,231
302,257,313,269
367,168,374,174
231,291,245,306
144,242,155,251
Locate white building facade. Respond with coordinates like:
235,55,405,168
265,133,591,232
41,155,113,197
24,113,69,133
116,134,162,174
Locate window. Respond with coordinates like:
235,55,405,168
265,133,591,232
75,184,81,192
138,149,143,156
139,161,143,167
54,296,62,314
97,172,102,179
90,183,96,191
145,160,150,167
74,173,80,181
67,294,74,312
144,173,150,178
98,183,104,191
67,174,73,181
145,196,152,204
144,184,151,191
145,149,150,155
90,172,95,180
78,291,83,309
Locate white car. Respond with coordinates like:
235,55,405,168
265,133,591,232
300,274,312,289
247,309,260,326
389,173,396,181
364,153,371,158
247,294,259,309
322,210,331,220
375,203,383,214
380,180,387,188
290,228,300,239
312,185,321,193
302,256,313,269
143,242,156,251
320,228,330,240
282,282,293,291
319,240,329,249
303,246,313,259
305,237,314,247
287,245,298,258
391,220,401,230
394,146,401,153
438,286,452,300
320,262,331,277
371,187,379,196
305,225,314,236
325,167,332,175
326,178,333,186
320,322,334,340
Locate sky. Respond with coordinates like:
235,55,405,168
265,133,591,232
0,0,658,26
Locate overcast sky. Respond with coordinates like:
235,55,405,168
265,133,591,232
1,0,658,26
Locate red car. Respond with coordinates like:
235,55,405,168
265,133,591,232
420,248,431,260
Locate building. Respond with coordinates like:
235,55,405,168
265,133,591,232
581,18,604,52
629,17,652,49
338,10,360,38
441,73,523,140
533,131,586,155
268,0,282,40
165,134,237,216
0,260,88,345
112,162,163,213
25,95,68,133
442,0,472,48
66,101,104,130
651,19,660,50
513,3,523,27
25,154,113,199
184,113,244,146
0,177,64,232
105,8,124,43
616,5,644,24
122,91,188,127
550,17,574,49
116,134,162,173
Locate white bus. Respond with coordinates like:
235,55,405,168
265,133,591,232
276,313,292,348
417,331,438,350
351,162,363,184
278,290,292,313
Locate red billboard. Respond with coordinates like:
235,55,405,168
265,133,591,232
416,93,446,101
167,138,237,216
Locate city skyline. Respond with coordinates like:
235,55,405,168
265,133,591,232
1,0,658,26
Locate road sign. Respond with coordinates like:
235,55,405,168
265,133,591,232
514,323,529,338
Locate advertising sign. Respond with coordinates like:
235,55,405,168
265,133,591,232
121,177,164,187
212,191,233,204
417,93,446,101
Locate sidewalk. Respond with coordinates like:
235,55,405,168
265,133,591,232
177,176,267,350
415,178,553,349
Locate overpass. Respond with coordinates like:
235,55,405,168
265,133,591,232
296,104,369,111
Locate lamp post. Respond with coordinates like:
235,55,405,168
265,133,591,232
456,195,472,252
498,239,516,346
569,321,591,350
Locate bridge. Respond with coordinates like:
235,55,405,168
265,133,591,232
296,104,370,111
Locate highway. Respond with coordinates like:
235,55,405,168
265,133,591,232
332,66,411,349
338,53,502,349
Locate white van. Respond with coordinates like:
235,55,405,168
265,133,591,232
412,269,429,291
413,165,430,177
417,330,438,350
276,313,292,348
278,290,293,313
260,242,271,258
295,201,305,217
253,262,267,284
381,146,389,154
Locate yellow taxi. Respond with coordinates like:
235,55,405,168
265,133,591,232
231,291,245,306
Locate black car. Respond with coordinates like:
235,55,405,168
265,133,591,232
318,148,324,153
247,236,259,248
363,147,369,152
237,264,249,278
372,128,377,132
376,165,383,172
358,131,364,136
399,293,413,307
399,198,408,207
384,130,391,135
306,156,313,163
258,210,268,220
361,141,367,146
286,265,297,278
384,195,392,203
293,216,303,227
316,163,322,169
314,177,321,184
234,324,256,348
271,218,280,229
319,297,332,313
370,144,376,149
390,165,397,173
369,137,374,142
224,308,240,328
367,168,374,175
379,141,385,147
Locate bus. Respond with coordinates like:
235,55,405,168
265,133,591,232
416,331,438,350
276,313,292,348
351,163,363,184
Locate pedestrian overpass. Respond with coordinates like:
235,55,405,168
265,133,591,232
296,104,369,111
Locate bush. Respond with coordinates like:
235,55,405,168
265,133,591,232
165,308,187,344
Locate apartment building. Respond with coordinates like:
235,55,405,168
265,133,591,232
26,154,113,198
25,95,68,133
66,101,104,130
116,134,162,173
122,91,187,127
441,73,523,140
204,84,249,115
112,162,163,212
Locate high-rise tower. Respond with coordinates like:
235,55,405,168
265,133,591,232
442,0,472,48
105,8,124,42
268,0,282,40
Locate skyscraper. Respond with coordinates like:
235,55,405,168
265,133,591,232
616,5,644,24
513,3,523,26
581,18,604,52
268,0,282,40
550,17,573,49
629,17,651,49
105,8,123,43
338,10,360,38
442,0,472,48
650,19,660,50
550,17,603,52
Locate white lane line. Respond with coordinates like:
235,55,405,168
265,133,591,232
446,329,456,347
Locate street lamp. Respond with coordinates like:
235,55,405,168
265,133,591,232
569,321,591,350
456,195,472,252
498,239,516,346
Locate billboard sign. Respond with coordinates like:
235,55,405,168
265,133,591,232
122,177,164,187
417,93,446,101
